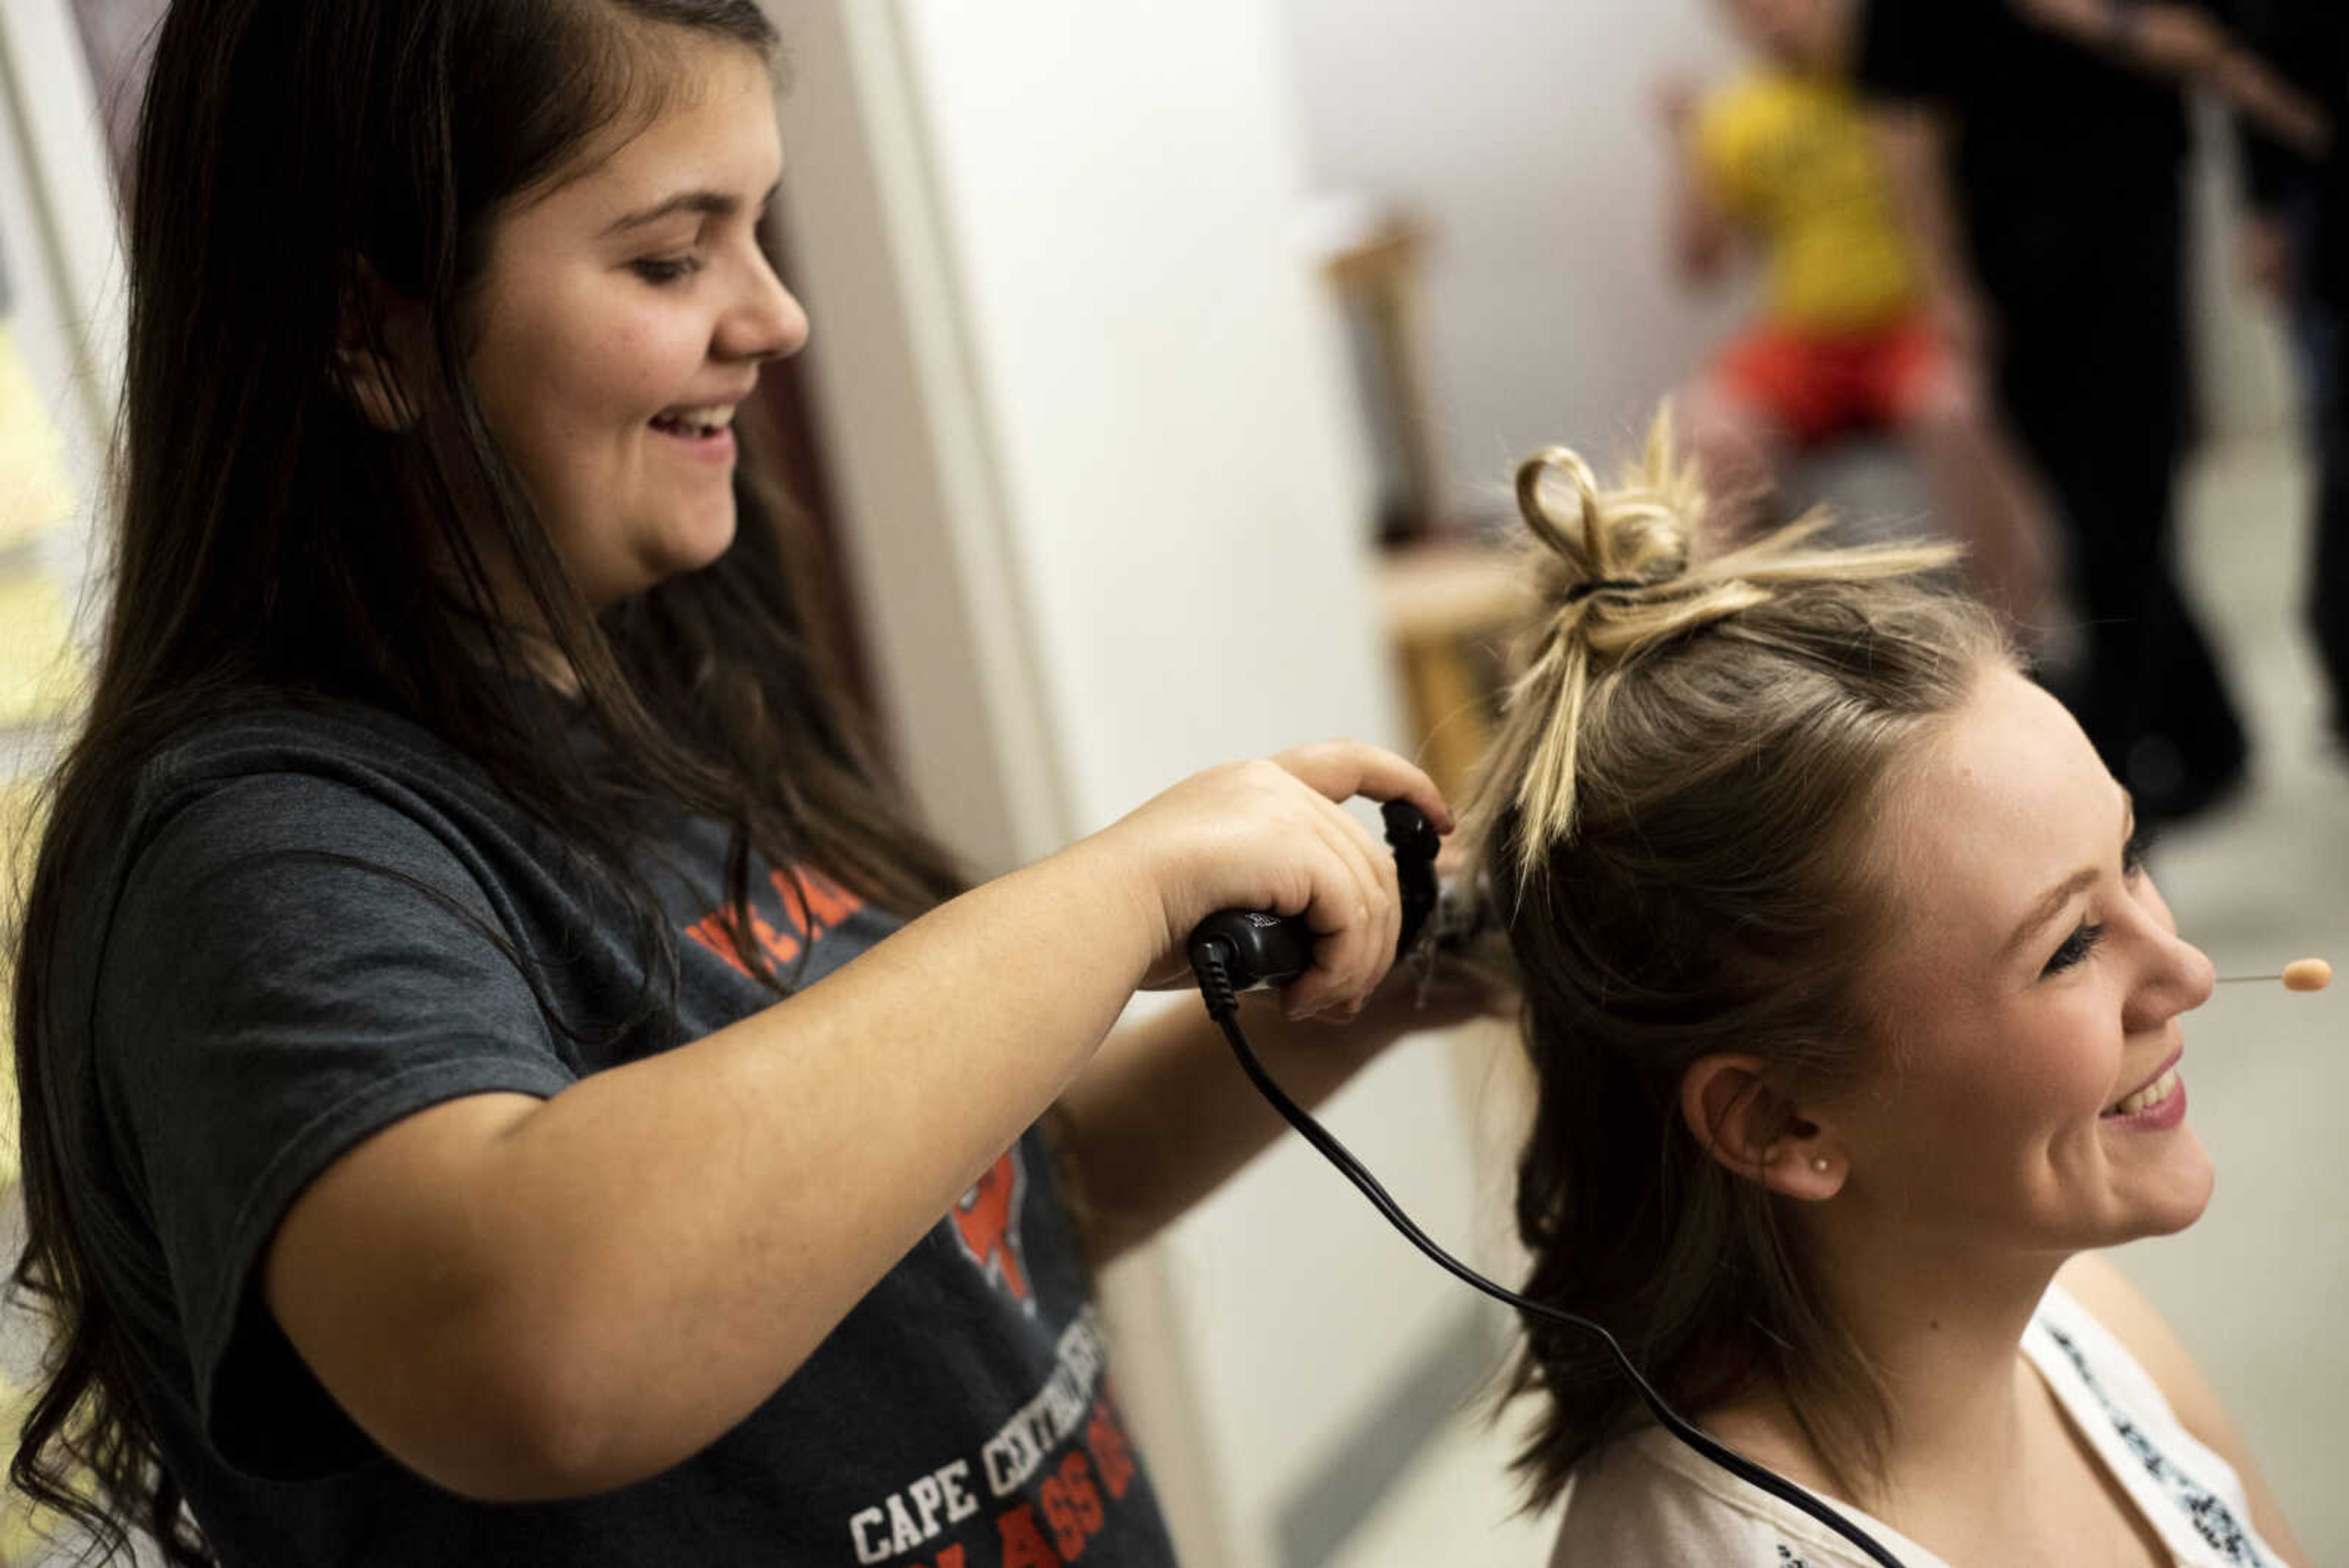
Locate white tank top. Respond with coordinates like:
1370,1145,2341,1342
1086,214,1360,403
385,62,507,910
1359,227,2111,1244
1549,1284,2287,1567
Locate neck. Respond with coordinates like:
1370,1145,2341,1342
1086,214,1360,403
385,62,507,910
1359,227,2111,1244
1822,1233,2060,1497
1707,1221,2068,1525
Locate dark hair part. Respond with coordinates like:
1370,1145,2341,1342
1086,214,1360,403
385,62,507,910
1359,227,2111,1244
9,3,960,1562
1463,418,2009,1508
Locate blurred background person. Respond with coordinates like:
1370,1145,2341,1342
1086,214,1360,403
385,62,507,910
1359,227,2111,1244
1664,0,2055,636
1852,0,2314,827
2236,0,2347,751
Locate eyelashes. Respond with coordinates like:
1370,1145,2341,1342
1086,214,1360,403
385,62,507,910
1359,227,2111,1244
2039,829,2151,979
630,256,702,286
2042,921,2105,978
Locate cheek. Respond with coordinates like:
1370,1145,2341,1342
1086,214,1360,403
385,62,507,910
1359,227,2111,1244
1980,989,2132,1145
1883,992,2121,1148
483,291,696,445
529,325,672,444
588,312,696,421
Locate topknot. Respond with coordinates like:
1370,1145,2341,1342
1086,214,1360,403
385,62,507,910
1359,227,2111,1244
1513,414,1701,598
1464,407,1968,886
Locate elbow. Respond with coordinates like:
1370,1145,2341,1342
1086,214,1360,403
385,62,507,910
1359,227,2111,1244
403,1296,823,1501
357,1306,703,1503
428,1406,636,1506
373,1358,635,1504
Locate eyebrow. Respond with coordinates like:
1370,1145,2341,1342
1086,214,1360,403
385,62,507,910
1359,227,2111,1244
601,180,782,237
2000,790,2137,961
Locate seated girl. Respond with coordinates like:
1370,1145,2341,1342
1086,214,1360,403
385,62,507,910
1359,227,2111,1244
1460,422,2308,1566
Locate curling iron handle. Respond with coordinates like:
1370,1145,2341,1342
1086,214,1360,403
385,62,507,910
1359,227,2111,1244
1184,800,1441,994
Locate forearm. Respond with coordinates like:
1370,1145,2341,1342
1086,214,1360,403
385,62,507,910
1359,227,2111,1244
1055,992,1389,1266
2013,0,2330,150
431,842,1162,1492
2007,0,2125,50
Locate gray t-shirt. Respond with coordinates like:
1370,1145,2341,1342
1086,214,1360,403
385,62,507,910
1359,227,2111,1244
50,699,1178,1567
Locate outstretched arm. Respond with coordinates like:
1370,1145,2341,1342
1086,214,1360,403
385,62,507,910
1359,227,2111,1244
262,741,1447,1503
2006,0,2330,153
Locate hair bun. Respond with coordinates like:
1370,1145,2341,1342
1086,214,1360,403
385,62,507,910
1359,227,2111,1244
1468,409,1979,887
1513,423,1699,611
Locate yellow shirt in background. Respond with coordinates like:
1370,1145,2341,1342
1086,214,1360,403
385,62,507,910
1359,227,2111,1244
1696,70,1918,334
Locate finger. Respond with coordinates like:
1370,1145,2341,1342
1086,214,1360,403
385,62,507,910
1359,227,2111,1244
1272,740,1455,834
1280,821,1373,1019
1277,811,1373,1017
1340,795,1405,998
1293,798,1400,1016
1318,799,1397,1011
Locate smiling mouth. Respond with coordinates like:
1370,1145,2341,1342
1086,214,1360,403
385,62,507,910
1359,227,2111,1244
650,403,737,438
2103,1058,2182,1118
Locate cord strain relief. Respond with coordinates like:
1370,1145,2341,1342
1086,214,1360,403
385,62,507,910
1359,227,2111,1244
1193,939,1241,1020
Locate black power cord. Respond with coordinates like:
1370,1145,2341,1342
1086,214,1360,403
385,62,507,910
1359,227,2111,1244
1186,915,1909,1568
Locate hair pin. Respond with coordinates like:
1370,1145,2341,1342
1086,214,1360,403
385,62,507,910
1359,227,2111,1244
1562,576,1649,605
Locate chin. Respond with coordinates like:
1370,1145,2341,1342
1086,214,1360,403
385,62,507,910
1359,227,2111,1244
650,507,741,583
2117,1135,2217,1243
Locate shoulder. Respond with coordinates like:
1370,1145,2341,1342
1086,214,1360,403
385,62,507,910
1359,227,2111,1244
2049,1255,2310,1567
2049,1253,2217,1432
1549,1429,1873,1568
69,698,559,989
1695,78,1780,201
141,697,494,817
121,697,532,880
1699,74,1780,149
1548,1433,1755,1567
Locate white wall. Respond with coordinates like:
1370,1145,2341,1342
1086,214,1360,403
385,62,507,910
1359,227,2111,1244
776,5,1493,1564
1277,0,1748,520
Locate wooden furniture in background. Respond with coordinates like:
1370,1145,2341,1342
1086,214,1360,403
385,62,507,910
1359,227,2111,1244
1304,198,1450,543
1374,540,1526,801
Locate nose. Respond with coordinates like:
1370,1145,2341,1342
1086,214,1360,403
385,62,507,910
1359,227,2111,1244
719,242,810,365
2123,878,2217,1031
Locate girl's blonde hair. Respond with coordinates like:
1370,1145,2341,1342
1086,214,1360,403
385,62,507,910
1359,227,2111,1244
1468,412,2010,1505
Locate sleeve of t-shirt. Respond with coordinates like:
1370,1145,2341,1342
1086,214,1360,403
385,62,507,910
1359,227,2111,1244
92,770,581,1473
1693,90,1757,221
1852,0,1958,106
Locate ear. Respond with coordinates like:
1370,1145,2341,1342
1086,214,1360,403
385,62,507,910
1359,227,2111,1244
1678,1053,1845,1200
333,259,425,433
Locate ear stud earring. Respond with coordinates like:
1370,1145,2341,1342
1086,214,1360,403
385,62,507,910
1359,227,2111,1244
1811,1157,1830,1173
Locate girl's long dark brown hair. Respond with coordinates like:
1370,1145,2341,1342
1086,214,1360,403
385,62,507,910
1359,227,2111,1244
7,3,960,1561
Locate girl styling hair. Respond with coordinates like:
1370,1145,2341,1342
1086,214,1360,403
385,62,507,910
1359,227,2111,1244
9,4,956,1561
1464,414,2010,1508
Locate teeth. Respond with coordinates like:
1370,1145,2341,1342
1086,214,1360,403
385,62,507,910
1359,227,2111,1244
654,403,736,433
2107,1066,2180,1118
